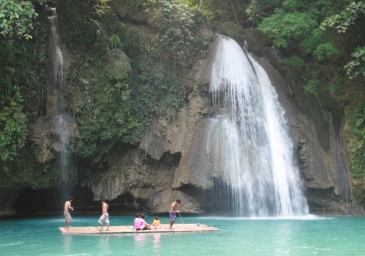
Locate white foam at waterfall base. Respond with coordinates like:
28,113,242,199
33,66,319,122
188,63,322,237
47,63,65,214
193,214,330,221
207,35,308,217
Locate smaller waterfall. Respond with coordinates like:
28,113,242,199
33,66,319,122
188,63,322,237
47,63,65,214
206,35,308,216
48,8,71,199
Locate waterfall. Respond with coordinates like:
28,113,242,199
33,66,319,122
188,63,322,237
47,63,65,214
206,35,308,217
48,8,71,199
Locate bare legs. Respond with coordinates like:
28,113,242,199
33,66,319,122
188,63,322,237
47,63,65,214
99,223,109,231
169,220,175,229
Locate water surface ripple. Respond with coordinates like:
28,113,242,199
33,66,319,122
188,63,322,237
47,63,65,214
1,215,364,256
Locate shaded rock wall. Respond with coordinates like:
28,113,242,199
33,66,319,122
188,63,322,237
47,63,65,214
0,189,20,217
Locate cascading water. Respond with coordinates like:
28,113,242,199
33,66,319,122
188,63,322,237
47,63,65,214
206,35,308,217
48,8,71,199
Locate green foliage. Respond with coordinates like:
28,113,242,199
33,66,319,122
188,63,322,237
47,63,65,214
282,0,303,11
109,34,122,48
0,144,56,189
320,1,365,33
281,56,305,68
246,0,281,24
259,9,318,48
312,43,340,61
249,1,345,95
156,0,206,67
68,53,140,161
303,79,319,96
321,1,365,80
347,104,365,179
0,94,27,161
58,0,208,163
0,0,38,39
344,46,365,79
247,0,346,24
0,1,51,188
185,0,245,24
299,28,340,60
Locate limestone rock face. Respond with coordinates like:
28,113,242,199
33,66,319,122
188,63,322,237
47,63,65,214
90,148,202,213
147,189,201,213
31,114,80,163
90,29,356,215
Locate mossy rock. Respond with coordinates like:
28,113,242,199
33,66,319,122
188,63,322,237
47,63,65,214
217,21,244,46
242,28,273,56
106,49,132,80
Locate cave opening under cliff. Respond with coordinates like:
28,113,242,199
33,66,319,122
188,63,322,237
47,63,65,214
13,187,137,216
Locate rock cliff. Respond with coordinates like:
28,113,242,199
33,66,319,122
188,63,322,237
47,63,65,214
90,26,358,215
2,1,364,216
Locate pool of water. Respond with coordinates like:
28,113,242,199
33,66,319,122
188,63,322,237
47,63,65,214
0,214,364,256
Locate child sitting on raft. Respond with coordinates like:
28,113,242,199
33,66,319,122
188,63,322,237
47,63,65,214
150,216,161,230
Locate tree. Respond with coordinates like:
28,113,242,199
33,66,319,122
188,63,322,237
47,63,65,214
321,1,365,79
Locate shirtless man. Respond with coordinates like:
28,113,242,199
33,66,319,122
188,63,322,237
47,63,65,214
169,199,181,229
64,197,74,228
98,199,110,231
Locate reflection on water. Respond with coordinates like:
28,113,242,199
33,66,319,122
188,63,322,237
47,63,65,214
154,233,161,247
153,233,161,247
134,234,145,247
63,234,71,253
99,235,110,251
153,233,161,255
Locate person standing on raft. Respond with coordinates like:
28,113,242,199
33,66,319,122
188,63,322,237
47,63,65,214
64,196,74,228
169,199,181,229
98,199,110,231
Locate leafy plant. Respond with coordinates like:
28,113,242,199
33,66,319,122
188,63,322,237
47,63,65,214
321,1,365,79
259,9,318,48
320,1,365,33
0,0,38,39
281,56,305,68
0,94,27,161
109,34,122,48
347,104,365,179
303,79,319,96
344,46,365,79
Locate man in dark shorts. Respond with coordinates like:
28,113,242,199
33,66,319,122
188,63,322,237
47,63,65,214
169,199,181,229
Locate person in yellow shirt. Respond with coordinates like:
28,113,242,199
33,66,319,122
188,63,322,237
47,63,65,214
151,216,161,230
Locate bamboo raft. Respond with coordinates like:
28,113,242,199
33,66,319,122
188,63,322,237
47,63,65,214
59,224,220,235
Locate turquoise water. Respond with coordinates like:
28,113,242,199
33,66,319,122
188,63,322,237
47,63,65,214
1,215,364,256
